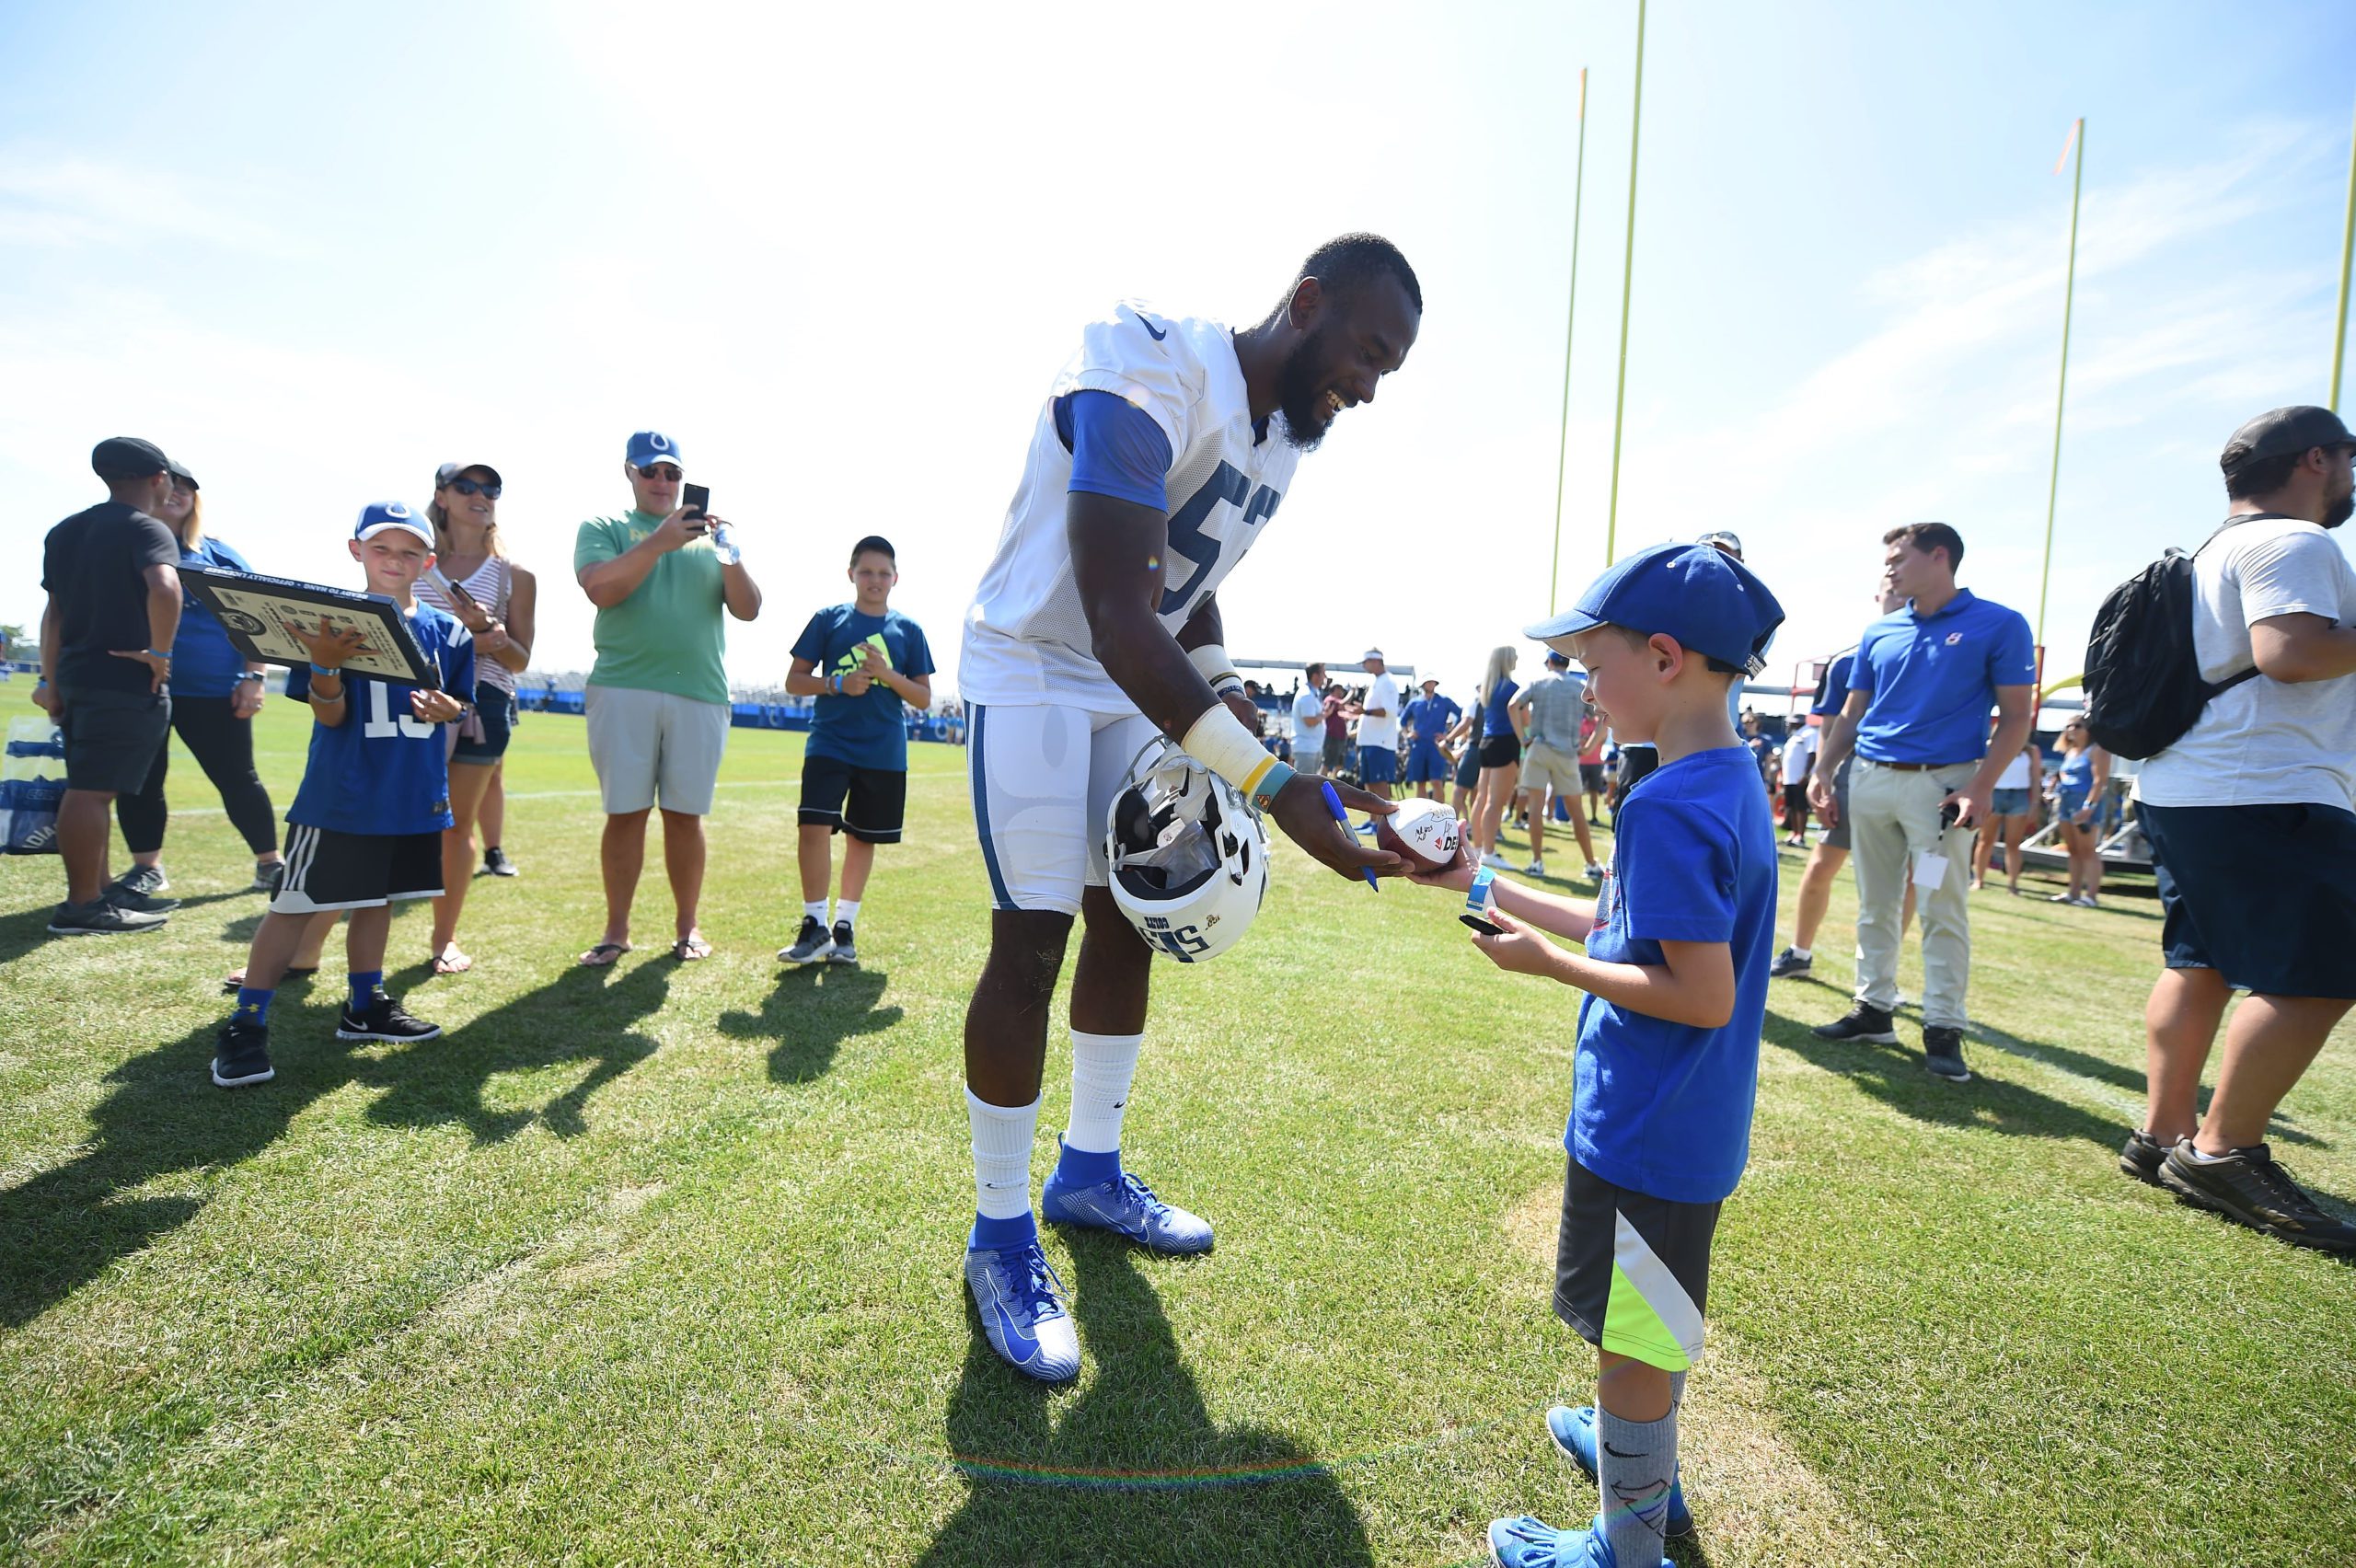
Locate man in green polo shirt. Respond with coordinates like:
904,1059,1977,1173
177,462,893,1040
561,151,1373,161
572,431,764,964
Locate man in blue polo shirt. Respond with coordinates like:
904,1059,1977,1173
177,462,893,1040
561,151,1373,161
1402,674,1461,801
1807,524,2036,1082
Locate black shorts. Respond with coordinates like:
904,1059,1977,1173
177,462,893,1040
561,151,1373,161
2140,800,2356,998
1782,780,1810,821
271,824,444,914
57,686,170,794
1579,763,1606,795
1478,733,1521,769
451,685,517,765
800,754,907,843
1454,744,1482,790
1555,1156,1719,1372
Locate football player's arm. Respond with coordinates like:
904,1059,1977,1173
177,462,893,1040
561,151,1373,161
1174,594,1260,732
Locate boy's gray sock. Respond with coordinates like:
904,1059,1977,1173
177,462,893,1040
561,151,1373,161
1595,1405,1677,1568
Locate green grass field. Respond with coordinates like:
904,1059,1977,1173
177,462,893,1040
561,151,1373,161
2,685,2351,1567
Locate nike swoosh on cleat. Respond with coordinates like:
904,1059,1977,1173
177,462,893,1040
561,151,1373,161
1132,310,1167,341
988,1290,1041,1364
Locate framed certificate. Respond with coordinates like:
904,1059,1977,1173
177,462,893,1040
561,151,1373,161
177,566,440,688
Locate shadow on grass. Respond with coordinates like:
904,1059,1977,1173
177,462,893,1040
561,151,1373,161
1766,1008,2126,1151
364,961,669,1144
914,1236,1373,1568
0,902,68,970
0,1013,414,1330
714,963,900,1084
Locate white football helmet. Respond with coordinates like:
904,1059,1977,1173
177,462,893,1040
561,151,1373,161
1104,739,1271,963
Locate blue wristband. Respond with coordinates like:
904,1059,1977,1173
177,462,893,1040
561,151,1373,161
1249,760,1294,813
308,663,337,676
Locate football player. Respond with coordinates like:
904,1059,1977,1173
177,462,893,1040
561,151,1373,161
957,234,1423,1380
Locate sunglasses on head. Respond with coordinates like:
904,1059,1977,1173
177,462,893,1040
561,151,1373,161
634,464,684,482
444,478,502,500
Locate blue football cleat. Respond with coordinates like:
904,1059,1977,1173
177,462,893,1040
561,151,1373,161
964,1239,1080,1383
1040,1159,1214,1254
1488,1514,1669,1568
1545,1404,1693,1539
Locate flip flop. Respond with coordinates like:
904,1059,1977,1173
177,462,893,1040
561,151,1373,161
672,933,712,962
433,946,474,975
578,941,632,967
221,964,318,994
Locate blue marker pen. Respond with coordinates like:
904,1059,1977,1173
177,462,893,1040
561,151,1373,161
1321,780,1380,893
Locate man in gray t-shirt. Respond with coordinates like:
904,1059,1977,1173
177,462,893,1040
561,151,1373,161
1509,651,1600,879
2124,405,2356,1253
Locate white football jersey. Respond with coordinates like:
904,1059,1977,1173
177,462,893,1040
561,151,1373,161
960,301,1301,711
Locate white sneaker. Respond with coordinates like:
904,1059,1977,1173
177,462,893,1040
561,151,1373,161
1524,859,1546,876
1480,852,1513,871
1583,863,1603,880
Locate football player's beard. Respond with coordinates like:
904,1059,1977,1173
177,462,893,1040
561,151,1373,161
1275,324,1336,453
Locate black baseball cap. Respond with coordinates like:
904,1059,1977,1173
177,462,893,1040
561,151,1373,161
91,436,171,480
167,459,198,490
2221,406,2356,474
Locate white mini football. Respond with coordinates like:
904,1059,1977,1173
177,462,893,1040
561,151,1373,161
1374,799,1462,873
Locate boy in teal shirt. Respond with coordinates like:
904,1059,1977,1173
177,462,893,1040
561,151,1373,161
1417,543,1784,1568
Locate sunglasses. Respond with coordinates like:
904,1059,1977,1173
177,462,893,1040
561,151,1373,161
634,464,684,482
444,478,502,500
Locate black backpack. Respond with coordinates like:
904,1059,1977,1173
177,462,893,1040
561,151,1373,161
2080,513,2281,760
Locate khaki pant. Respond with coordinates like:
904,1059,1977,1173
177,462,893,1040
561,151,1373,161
1849,758,1979,1029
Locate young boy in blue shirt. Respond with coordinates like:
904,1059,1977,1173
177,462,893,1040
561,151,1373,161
778,536,933,967
211,502,475,1090
1416,542,1783,1568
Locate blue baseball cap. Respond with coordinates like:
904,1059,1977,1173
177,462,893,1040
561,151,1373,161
1526,541,1785,674
626,431,683,470
353,501,433,547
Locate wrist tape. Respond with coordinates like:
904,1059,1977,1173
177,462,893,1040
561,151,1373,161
1180,702,1281,798
1185,643,1245,695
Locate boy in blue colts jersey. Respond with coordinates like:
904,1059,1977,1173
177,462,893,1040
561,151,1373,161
779,536,933,967
1415,542,1783,1568
211,502,475,1090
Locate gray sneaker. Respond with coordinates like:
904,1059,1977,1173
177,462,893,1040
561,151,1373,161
778,915,834,964
118,864,170,896
1768,947,1813,978
104,881,180,914
828,922,859,965
48,899,167,937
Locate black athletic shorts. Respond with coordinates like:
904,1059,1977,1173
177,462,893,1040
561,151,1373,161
1478,733,1521,769
800,753,907,844
1579,763,1606,795
57,686,170,794
271,824,444,914
2141,800,2356,999
1555,1155,1719,1373
1619,744,1659,794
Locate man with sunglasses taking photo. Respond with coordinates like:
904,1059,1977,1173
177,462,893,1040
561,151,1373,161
573,431,763,965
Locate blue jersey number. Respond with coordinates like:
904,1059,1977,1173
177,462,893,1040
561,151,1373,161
1158,461,1282,618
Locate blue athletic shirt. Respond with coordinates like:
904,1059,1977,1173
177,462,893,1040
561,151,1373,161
1057,390,1175,511
1811,651,1856,717
1847,589,2037,766
1404,694,1461,744
792,604,935,771
1483,680,1520,739
284,604,475,836
2058,750,2094,790
169,538,260,698
1574,745,1777,1204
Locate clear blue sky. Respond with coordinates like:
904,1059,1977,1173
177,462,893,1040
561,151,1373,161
5,0,2352,704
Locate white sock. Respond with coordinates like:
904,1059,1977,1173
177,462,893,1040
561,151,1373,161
967,1089,1038,1219
834,898,860,929
1065,1031,1144,1154
1789,946,1811,960
803,899,828,924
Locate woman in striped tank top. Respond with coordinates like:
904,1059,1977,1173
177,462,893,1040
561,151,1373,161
417,461,537,974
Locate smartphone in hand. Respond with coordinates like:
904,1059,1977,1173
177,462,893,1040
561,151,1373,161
682,483,711,527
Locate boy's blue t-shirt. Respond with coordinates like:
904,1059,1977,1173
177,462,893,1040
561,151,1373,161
172,538,257,698
284,603,475,836
1403,694,1461,744
791,604,934,771
1573,745,1777,1205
